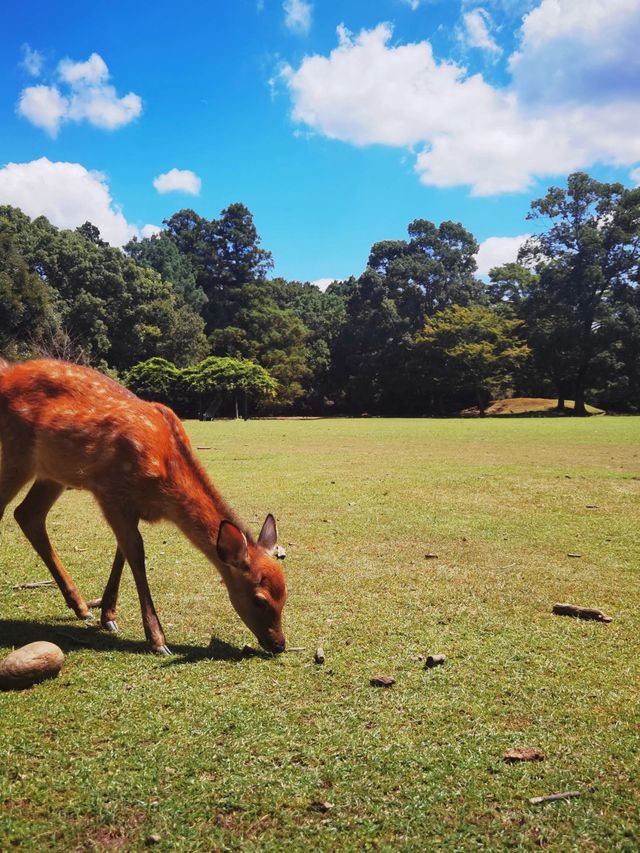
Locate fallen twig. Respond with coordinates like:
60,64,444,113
284,646,306,653
552,603,612,623
12,580,56,590
503,746,545,762
529,791,580,805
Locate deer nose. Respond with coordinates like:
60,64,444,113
260,635,285,654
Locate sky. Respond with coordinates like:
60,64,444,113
1,0,639,286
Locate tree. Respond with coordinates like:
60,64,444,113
518,172,640,415
368,219,483,333
124,357,181,403
163,204,273,331
183,356,278,418
0,207,209,371
124,232,206,312
331,269,402,413
0,228,53,358
267,278,348,410
415,305,530,415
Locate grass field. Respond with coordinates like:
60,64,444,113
1,417,639,851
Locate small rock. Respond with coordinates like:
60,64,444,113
274,545,286,560
315,647,325,665
145,834,161,845
503,746,546,763
370,675,395,687
424,553,439,559
0,641,64,691
425,654,446,668
310,801,334,813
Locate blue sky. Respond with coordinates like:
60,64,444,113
1,0,639,285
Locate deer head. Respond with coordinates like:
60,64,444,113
216,514,287,653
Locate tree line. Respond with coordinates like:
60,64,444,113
1,171,639,416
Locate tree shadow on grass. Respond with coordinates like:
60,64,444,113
0,618,262,664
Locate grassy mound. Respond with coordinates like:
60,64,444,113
462,397,605,416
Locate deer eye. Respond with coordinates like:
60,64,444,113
254,594,269,609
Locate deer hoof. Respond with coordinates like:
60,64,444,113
153,645,173,657
103,620,119,633
82,612,95,623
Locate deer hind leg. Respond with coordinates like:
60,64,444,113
91,547,125,633
100,506,171,655
0,438,35,521
13,478,94,621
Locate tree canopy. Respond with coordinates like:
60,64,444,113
1,171,639,416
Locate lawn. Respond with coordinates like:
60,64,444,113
1,417,638,851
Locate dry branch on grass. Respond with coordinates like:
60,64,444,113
552,603,612,622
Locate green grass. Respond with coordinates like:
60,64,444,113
1,417,639,851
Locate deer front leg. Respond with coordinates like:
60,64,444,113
101,506,171,655
13,479,94,621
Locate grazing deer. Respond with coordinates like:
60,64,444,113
0,358,287,655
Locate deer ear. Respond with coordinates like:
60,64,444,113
217,521,248,567
258,514,278,555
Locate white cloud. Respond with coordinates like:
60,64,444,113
510,0,640,103
475,234,530,277
401,0,423,9
17,52,142,136
17,85,67,136
21,45,44,77
58,53,109,86
461,9,502,55
284,0,312,35
152,168,202,195
0,158,139,246
280,14,640,195
141,224,163,238
312,277,341,291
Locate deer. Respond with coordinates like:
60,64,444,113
0,358,287,655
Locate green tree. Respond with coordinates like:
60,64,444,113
415,305,530,415
331,269,402,413
125,357,181,403
183,355,278,418
0,207,209,371
163,204,273,331
0,227,53,358
518,172,640,415
368,219,483,333
124,232,206,312
268,278,348,410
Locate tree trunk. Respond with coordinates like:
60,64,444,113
477,389,486,417
556,395,566,412
234,395,239,420
573,365,589,416
573,387,587,416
